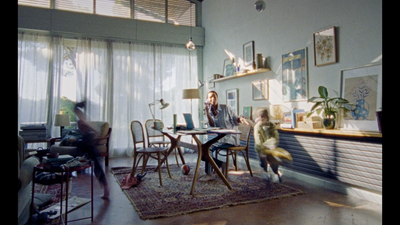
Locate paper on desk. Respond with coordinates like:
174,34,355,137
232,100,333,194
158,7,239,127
209,129,241,134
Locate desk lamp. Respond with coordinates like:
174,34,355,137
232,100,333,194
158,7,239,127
148,99,170,130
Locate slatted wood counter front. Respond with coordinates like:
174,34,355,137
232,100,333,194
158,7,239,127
278,128,382,193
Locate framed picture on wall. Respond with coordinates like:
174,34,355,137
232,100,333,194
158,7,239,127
339,63,382,131
226,88,238,115
252,80,269,100
223,58,236,77
243,106,252,120
243,41,255,68
313,26,337,66
282,48,308,102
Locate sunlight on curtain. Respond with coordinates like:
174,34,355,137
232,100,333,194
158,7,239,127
76,39,112,122
111,42,198,157
18,33,64,146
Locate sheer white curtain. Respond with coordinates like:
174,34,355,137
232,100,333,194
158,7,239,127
111,42,198,157
76,39,112,122
18,32,63,139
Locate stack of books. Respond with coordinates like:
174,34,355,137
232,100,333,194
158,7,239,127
42,155,74,169
19,123,48,141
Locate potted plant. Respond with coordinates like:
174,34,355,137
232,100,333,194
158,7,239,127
306,86,351,129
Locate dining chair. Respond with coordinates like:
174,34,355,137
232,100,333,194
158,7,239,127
144,119,184,167
216,123,254,179
130,120,172,186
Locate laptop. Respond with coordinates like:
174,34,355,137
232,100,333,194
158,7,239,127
183,113,195,130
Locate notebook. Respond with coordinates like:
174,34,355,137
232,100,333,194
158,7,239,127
183,113,195,130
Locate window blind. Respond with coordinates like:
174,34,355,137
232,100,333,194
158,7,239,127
55,0,93,14
18,0,50,8
96,0,131,18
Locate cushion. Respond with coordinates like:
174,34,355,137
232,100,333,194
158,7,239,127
87,121,109,145
59,129,82,146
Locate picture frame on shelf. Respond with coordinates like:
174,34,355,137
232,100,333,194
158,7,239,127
252,80,269,100
339,63,382,132
313,26,337,66
282,48,308,102
226,88,238,115
243,41,255,68
243,106,252,120
223,58,236,77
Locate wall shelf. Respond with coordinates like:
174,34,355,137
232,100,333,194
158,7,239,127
212,68,271,83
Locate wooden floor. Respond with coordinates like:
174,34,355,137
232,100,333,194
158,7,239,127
63,153,382,225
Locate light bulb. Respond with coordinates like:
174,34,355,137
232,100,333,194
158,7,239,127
254,0,266,12
186,38,196,50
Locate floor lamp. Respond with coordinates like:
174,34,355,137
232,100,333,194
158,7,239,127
182,88,200,115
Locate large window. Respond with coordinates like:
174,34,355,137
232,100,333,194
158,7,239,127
18,0,196,26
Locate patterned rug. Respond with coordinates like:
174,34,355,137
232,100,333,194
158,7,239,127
111,163,304,220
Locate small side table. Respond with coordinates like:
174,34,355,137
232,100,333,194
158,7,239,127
31,161,93,225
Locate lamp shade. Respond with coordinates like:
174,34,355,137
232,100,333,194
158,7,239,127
182,88,200,99
54,114,70,127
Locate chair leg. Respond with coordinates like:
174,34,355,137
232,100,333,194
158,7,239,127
244,151,253,177
225,151,230,179
157,152,163,186
174,147,180,167
164,152,172,178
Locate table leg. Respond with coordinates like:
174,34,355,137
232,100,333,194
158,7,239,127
157,134,181,171
190,134,233,195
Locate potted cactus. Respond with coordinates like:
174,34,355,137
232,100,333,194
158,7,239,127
306,86,351,129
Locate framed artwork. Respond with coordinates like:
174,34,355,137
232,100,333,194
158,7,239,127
313,26,337,66
243,106,252,120
223,58,236,77
340,63,382,131
207,76,215,89
282,48,308,102
243,41,255,68
226,88,238,115
252,80,269,100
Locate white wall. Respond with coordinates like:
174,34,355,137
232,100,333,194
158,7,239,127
201,0,382,117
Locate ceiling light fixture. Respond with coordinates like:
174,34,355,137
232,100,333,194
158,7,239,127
254,0,266,12
186,2,196,50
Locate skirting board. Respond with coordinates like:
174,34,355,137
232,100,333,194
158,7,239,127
236,157,382,205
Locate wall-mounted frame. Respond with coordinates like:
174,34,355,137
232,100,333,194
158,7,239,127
243,41,255,68
282,48,308,102
252,80,269,100
243,106,252,120
226,88,238,115
340,63,382,132
313,26,337,66
223,58,236,77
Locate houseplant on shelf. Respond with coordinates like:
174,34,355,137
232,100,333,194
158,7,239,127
306,86,351,129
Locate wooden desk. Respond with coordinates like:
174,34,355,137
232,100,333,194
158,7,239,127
160,129,241,195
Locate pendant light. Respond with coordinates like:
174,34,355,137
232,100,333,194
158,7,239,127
186,3,196,50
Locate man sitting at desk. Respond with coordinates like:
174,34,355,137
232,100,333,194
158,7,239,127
200,91,252,181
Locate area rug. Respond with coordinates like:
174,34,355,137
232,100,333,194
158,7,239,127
111,163,304,220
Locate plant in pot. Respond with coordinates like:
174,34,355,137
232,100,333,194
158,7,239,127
306,86,351,129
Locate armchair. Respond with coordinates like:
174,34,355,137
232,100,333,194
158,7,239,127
50,121,112,166
18,135,40,225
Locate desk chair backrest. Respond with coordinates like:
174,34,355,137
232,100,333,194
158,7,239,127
238,123,253,145
131,120,146,150
144,119,165,146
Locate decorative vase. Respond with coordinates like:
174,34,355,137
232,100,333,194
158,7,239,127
323,118,335,129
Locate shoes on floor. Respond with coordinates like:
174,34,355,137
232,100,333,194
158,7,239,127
199,174,215,182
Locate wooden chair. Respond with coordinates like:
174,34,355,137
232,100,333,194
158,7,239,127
216,123,253,179
144,119,184,167
130,120,171,186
